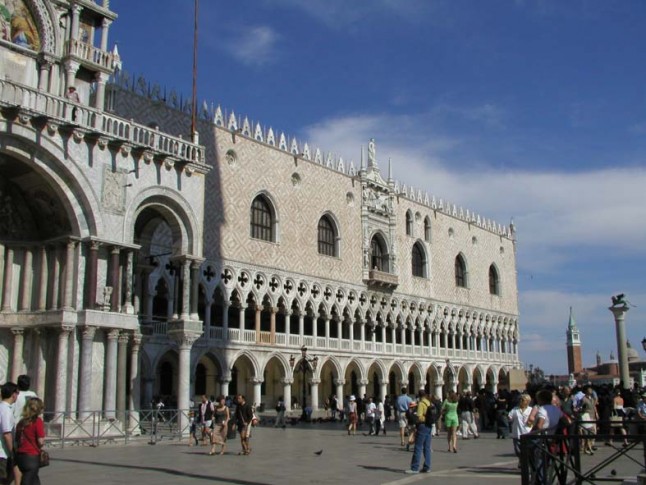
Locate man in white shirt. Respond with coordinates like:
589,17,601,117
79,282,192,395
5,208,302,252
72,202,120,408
0,382,19,484
13,375,37,423
365,397,377,435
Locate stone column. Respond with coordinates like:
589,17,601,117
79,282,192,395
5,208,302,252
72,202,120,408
19,248,33,311
34,329,47,399
282,378,293,412
49,245,61,310
334,378,345,410
37,247,48,311
390,326,396,346
122,250,134,314
38,58,51,91
222,301,230,337
399,326,405,347
359,321,365,350
219,378,230,400
312,314,318,339
433,383,443,400
70,4,82,41
310,378,320,411
349,320,354,347
180,259,191,320
62,240,76,310
176,335,199,433
324,317,330,347
0,243,4,302
298,311,305,344
128,333,142,431
270,307,277,344
380,381,388,401
285,310,292,341
252,378,263,408
1,246,13,311
238,305,245,330
85,241,99,309
203,299,212,338
189,260,200,320
336,317,342,346
110,247,120,312
103,329,120,419
117,333,129,421
100,18,111,51
358,379,368,401
78,326,97,419
254,306,261,343
610,304,631,390
55,326,73,415
10,328,24,381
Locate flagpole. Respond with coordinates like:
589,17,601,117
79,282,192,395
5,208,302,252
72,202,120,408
191,0,199,142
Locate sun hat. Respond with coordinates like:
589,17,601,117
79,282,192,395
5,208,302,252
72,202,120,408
350,395,356,401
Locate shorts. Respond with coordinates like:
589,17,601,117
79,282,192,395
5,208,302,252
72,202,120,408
202,420,213,430
399,416,408,429
445,415,459,428
0,456,13,480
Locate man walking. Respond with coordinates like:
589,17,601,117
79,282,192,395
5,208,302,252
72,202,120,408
198,395,215,445
0,382,18,484
405,388,432,474
396,387,413,446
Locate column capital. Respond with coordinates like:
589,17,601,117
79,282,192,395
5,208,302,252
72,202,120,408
81,326,97,340
281,378,294,385
175,334,200,349
60,324,74,334
107,328,121,340
333,378,345,386
10,327,24,337
250,377,264,384
118,333,130,345
71,3,83,14
131,332,143,347
358,379,369,386
89,240,101,251
309,378,321,385
110,246,121,255
101,18,112,28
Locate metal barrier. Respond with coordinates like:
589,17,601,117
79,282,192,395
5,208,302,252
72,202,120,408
42,409,192,448
520,419,646,485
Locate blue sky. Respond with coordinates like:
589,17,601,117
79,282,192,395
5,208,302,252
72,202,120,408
110,0,646,374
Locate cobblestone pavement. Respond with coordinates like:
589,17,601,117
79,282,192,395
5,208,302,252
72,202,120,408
39,422,639,485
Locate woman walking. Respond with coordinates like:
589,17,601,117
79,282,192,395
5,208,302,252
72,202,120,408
442,391,460,453
608,389,629,447
508,393,533,467
15,397,45,485
347,395,358,435
209,395,230,455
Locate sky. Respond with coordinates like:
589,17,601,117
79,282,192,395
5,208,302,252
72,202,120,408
110,0,646,374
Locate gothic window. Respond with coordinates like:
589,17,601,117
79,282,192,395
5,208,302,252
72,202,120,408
317,215,337,257
370,236,387,272
405,210,413,236
412,242,426,278
250,195,274,241
455,254,467,288
424,216,431,242
489,264,500,295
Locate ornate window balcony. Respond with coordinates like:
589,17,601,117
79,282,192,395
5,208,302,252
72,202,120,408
365,269,399,289
66,39,115,71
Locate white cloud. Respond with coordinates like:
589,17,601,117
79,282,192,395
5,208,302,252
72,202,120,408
224,26,280,67
263,0,437,29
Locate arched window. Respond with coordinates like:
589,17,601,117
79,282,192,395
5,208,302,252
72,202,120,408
489,264,500,295
424,216,431,242
455,254,467,288
195,363,206,395
250,195,273,241
370,236,387,271
405,210,413,236
412,242,426,278
318,215,337,256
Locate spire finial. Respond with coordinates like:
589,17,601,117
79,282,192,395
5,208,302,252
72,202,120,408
388,157,392,181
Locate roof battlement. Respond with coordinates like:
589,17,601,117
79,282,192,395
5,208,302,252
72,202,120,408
109,71,516,240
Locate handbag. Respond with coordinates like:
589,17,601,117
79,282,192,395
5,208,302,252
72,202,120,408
39,450,50,468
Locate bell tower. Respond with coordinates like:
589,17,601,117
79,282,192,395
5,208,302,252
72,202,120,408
566,307,583,374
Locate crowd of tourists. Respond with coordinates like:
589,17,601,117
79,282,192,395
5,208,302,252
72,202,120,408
0,375,46,485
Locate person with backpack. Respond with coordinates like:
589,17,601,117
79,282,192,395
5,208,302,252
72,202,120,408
405,388,433,474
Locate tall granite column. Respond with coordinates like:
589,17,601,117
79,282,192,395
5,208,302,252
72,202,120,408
103,329,120,419
62,240,76,310
610,303,630,389
78,326,96,419
117,333,129,421
1,246,14,311
10,328,24,381
19,248,33,311
55,326,73,416
128,333,142,432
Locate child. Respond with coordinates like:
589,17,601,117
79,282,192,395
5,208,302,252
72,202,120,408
188,411,198,446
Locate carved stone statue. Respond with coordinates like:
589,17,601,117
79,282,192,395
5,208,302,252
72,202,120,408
368,138,376,166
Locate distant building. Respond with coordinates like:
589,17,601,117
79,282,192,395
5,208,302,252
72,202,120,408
566,307,582,375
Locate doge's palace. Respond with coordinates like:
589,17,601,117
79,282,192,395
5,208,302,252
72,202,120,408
1,0,520,431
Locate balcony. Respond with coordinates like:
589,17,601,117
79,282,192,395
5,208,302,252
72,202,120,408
365,269,399,289
0,80,206,168
66,39,115,71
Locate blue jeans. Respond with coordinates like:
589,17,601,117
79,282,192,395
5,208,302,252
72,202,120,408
410,424,432,472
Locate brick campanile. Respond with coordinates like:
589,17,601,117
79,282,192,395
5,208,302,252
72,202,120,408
566,307,583,374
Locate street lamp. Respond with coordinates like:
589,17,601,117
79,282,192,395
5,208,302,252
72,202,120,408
289,346,318,422
642,337,646,352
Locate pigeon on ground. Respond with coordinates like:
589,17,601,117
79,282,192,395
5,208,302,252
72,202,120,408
314,450,323,456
